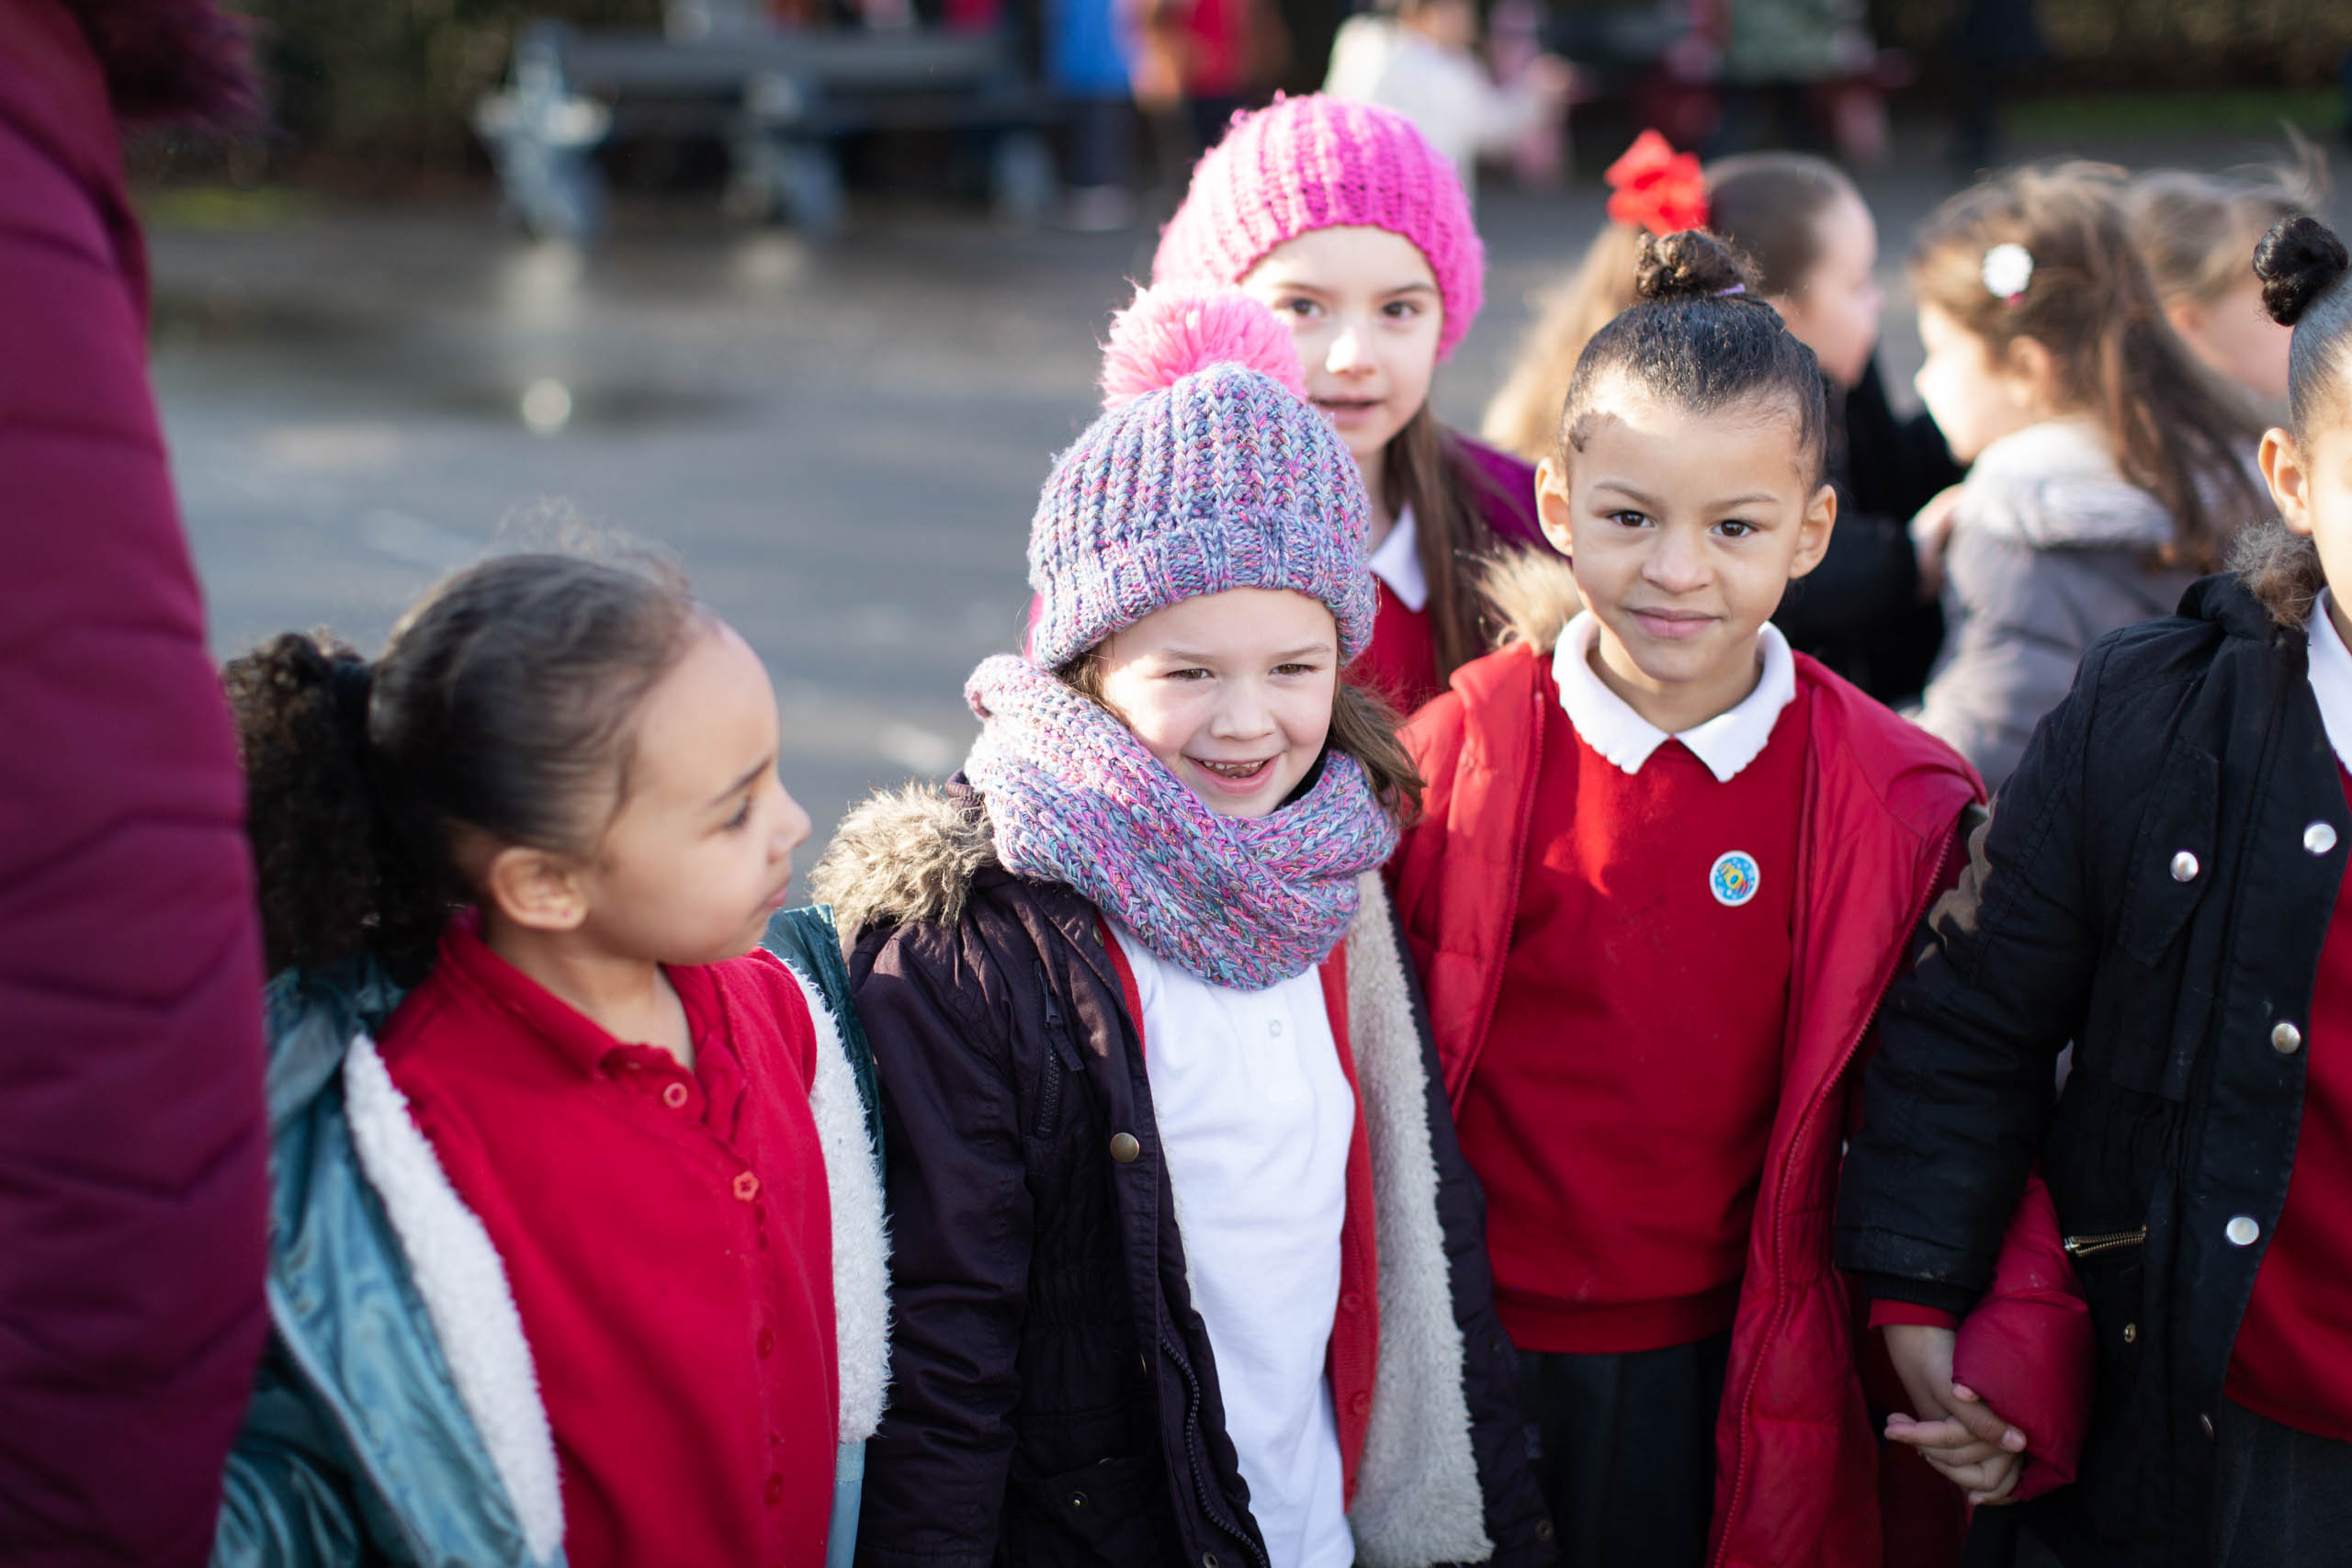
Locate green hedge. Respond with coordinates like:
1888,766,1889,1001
1873,0,2352,90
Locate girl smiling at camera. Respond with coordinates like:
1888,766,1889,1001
820,289,1553,1568
1389,231,2093,1568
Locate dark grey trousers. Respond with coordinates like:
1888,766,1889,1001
1515,1331,1731,1568
2211,1397,2352,1567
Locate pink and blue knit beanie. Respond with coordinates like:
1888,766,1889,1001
1152,94,1485,362
1026,287,1375,671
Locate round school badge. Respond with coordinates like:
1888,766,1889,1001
1710,851,1761,908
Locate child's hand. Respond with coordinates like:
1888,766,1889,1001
1908,484,1966,602
1881,1323,2030,1506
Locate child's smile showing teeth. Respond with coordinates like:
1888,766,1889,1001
1192,755,1275,792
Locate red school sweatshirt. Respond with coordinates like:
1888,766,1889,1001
1461,660,1810,1355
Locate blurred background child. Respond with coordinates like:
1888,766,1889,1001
2126,148,2328,424
1484,135,1962,701
1906,163,2267,791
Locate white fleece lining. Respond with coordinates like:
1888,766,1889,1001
1343,874,1494,1566
784,963,894,1442
343,1034,565,1565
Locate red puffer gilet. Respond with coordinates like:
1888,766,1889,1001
1386,562,2092,1568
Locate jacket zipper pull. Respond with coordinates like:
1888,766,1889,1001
2062,1226,2149,1259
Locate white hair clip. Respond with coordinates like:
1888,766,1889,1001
1982,243,2034,303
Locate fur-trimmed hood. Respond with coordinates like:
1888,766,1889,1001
1478,549,1584,659
809,783,1000,944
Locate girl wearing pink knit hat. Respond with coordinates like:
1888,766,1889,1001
815,288,1557,1568
1156,93,1558,714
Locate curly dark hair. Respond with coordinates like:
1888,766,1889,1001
225,551,699,982
2256,213,2352,438
1554,228,1830,485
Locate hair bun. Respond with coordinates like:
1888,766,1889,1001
1099,287,1306,410
2254,214,2350,327
1634,228,1764,306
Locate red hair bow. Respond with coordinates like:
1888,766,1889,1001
1605,130,1708,236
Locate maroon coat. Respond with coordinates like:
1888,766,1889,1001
0,3,269,1562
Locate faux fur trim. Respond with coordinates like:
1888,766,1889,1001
785,964,894,1442
1344,874,1492,1566
1479,550,1582,657
807,784,997,947
343,1036,565,1566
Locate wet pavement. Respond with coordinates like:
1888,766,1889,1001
147,122,2341,852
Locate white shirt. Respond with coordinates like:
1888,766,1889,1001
1366,503,1429,612
1553,609,1798,781
2307,590,2352,771
1114,928,1357,1568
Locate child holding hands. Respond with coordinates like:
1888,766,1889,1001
1391,231,2090,1568
1840,217,2352,1568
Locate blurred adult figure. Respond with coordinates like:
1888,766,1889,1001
0,2,271,1563
1322,0,1572,205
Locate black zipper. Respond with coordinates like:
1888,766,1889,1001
2063,1227,2149,1259
1035,964,1069,1139
1158,1327,1270,1568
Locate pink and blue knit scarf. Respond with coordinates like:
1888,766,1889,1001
964,654,1397,991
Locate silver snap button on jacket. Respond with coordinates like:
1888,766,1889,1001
2275,1021,2304,1055
2226,1215,2261,1247
2308,821,2338,855
2170,851,2199,882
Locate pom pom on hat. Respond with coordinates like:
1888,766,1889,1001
1100,288,1306,410
1025,282,1374,671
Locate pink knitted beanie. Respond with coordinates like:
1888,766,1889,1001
1026,287,1375,671
1152,95,1486,362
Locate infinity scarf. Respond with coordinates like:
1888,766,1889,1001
963,654,1398,991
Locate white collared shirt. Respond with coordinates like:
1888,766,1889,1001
1551,611,1798,782
2307,590,2352,772
1366,504,1429,612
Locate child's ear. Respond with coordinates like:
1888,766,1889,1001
1788,481,1839,581
2264,427,2312,536
2001,335,2059,414
1534,455,1576,558
481,845,591,934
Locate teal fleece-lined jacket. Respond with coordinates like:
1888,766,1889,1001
211,908,887,1568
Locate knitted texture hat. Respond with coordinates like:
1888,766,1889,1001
1026,287,1375,671
1152,94,1485,361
